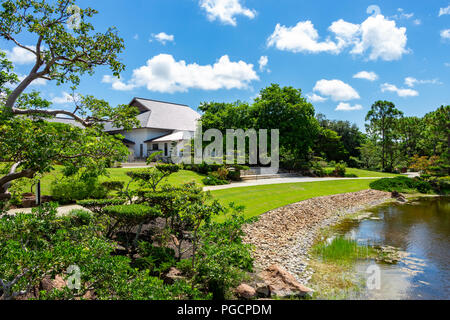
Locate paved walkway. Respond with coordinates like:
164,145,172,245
202,176,384,191
6,204,85,216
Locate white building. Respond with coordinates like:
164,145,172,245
105,98,201,162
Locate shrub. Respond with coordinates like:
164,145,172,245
370,176,432,193
51,177,107,204
103,204,160,226
77,198,126,214
333,161,347,177
195,211,253,300
202,175,229,186
133,242,176,274
67,209,94,226
227,169,241,181
101,181,125,192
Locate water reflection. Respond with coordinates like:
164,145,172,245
334,197,450,300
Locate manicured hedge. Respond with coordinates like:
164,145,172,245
370,176,432,193
77,198,126,214
103,204,160,225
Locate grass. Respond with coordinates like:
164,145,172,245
308,236,376,299
326,167,400,178
311,236,375,265
210,179,377,220
16,166,206,196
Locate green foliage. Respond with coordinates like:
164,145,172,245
369,176,432,193
365,101,404,172
50,176,108,204
202,175,229,186
316,113,365,163
332,162,347,177
0,203,120,300
101,181,125,192
103,204,160,226
76,198,126,214
199,84,320,167
195,208,253,300
0,0,139,201
312,236,374,265
67,209,94,226
133,242,176,274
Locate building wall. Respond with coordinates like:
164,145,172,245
121,128,172,159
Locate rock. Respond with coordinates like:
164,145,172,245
40,275,66,291
235,284,257,300
254,282,271,298
391,191,406,202
163,267,185,284
258,265,313,298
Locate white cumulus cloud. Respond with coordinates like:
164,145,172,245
102,75,137,91
51,92,78,104
3,46,36,65
267,21,341,54
441,29,450,40
313,79,360,101
335,102,363,111
381,83,419,97
258,56,268,72
404,77,442,87
439,5,450,16
151,32,175,45
306,93,327,103
199,0,256,26
353,71,378,81
104,54,259,93
267,14,409,61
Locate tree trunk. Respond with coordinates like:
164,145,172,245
0,163,35,199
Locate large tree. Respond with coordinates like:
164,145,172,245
0,0,138,200
316,113,365,164
250,84,320,163
199,85,320,166
365,100,403,172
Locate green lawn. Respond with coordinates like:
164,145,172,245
23,167,206,196
326,167,400,178
210,179,378,221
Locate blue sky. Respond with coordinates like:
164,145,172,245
3,0,450,129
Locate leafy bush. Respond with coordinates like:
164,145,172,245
103,204,160,226
195,210,253,300
227,169,241,181
133,242,176,274
202,175,229,186
332,161,347,177
67,209,94,226
370,176,432,193
101,181,125,192
77,198,126,214
0,203,126,300
51,177,108,204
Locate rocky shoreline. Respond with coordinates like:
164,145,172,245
242,189,392,285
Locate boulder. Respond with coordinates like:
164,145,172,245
235,283,257,300
391,191,406,202
258,265,313,298
40,275,66,291
254,282,271,298
163,267,185,284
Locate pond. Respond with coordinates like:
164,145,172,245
331,196,449,300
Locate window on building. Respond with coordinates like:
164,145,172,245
152,143,159,151
164,143,168,157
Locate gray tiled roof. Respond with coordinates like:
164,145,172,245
105,98,200,132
